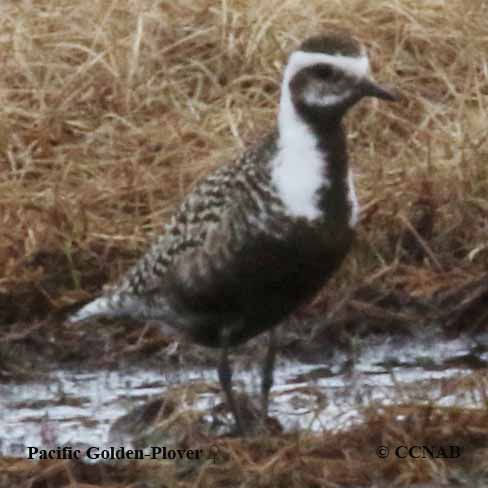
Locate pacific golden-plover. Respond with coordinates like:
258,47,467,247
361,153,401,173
68,33,397,434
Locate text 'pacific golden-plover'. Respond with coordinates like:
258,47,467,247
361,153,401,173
68,32,397,434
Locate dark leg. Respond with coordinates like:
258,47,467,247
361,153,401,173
218,328,244,435
261,328,277,418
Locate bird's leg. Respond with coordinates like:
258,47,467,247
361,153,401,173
261,328,277,418
218,327,244,435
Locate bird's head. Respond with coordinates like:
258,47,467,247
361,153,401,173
280,33,397,126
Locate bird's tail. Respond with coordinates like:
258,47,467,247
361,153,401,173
66,290,174,325
66,296,115,324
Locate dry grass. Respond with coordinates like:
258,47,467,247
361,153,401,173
1,0,488,485
8,406,488,487
1,0,487,321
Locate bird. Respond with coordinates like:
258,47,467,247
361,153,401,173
67,32,397,434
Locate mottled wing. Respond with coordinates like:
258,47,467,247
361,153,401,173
113,133,278,300
114,163,237,294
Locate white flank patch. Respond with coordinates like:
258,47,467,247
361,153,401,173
66,297,110,324
285,50,369,81
347,170,359,227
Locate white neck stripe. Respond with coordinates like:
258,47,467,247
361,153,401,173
271,48,368,221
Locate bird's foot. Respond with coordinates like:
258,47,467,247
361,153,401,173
215,393,281,436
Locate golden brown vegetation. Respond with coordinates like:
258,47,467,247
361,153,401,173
1,0,488,486
1,0,487,321
11,404,488,487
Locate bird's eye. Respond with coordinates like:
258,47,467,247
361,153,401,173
315,64,334,80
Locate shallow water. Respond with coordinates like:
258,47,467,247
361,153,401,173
1,328,486,457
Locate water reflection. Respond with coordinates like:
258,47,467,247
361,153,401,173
1,328,486,457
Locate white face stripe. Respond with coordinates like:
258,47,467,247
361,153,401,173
303,88,352,107
282,51,370,109
284,51,370,81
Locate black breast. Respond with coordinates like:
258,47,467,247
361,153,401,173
167,220,354,347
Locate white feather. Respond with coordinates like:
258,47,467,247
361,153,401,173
303,87,352,107
67,297,111,324
347,170,359,227
271,75,328,220
271,49,366,221
285,51,369,80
